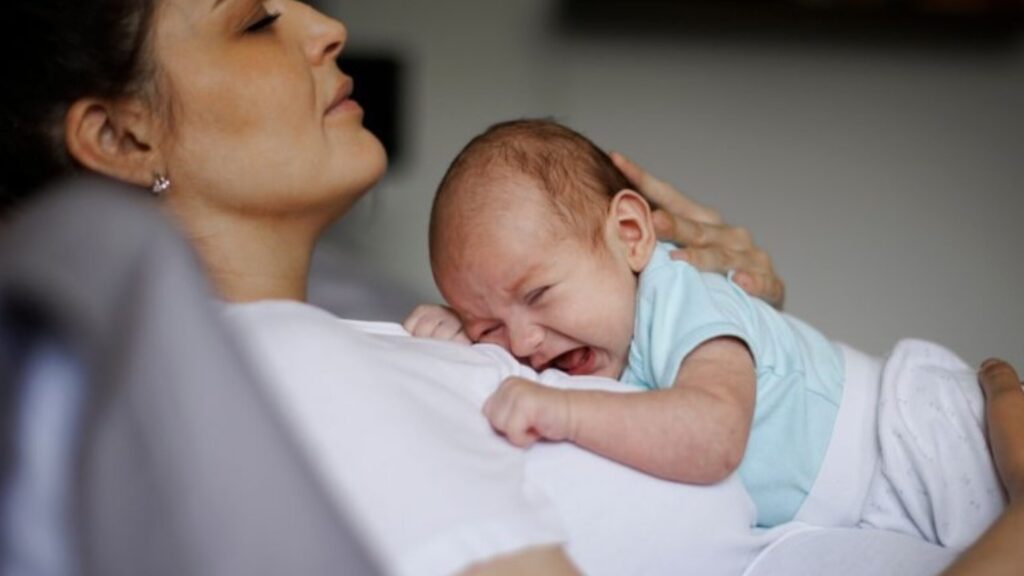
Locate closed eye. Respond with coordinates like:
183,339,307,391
525,286,550,305
245,10,281,33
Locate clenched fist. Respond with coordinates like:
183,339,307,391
483,377,574,448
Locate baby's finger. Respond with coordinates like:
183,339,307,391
417,316,445,338
487,380,522,431
402,306,427,334
432,319,468,342
483,387,508,426
404,304,447,336
505,409,540,448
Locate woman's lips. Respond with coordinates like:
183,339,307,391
553,347,597,376
325,79,362,117
325,96,362,116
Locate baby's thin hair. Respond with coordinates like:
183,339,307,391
430,119,631,269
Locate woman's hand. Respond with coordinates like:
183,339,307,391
403,304,471,344
978,358,1024,502
611,152,785,309
942,358,1024,576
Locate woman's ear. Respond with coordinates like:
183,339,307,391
607,189,656,273
64,97,164,189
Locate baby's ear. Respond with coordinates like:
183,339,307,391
607,189,656,273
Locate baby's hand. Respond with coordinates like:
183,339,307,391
483,377,573,447
403,304,471,344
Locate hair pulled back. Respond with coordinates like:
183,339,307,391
1,0,158,213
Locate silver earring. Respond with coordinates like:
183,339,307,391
151,174,171,195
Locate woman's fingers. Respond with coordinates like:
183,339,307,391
611,151,722,225
612,150,786,309
979,358,1024,502
656,208,785,308
652,210,753,251
980,358,1022,397
668,245,786,309
733,271,786,310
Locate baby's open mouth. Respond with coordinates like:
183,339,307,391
552,347,596,376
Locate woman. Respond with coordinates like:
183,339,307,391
1,1,1020,574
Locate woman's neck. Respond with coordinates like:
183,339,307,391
176,209,321,303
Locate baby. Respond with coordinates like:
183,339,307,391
405,119,1005,542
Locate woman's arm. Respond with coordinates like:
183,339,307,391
462,545,580,576
611,152,785,309
941,359,1024,576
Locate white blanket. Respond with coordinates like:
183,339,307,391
859,339,1006,549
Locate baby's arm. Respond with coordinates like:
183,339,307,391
403,304,471,344
485,337,755,484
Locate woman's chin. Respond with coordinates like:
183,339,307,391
351,130,389,189
327,133,388,208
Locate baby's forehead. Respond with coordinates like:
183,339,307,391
436,235,564,314
445,172,561,231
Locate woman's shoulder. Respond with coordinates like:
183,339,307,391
222,299,406,339
220,299,521,397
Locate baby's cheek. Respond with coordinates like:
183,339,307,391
602,358,628,380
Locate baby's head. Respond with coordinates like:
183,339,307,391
430,119,656,378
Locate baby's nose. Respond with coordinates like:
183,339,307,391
509,323,544,359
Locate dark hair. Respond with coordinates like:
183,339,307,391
429,119,632,267
1,0,159,214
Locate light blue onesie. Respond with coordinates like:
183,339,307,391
621,243,845,527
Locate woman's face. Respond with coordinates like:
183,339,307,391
152,0,386,218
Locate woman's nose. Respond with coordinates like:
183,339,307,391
302,5,347,65
508,322,544,359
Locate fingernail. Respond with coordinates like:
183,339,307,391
733,272,751,289
669,249,691,263
980,357,1005,370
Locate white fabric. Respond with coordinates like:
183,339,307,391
743,525,956,576
858,339,1006,549
795,343,882,527
224,301,973,575
523,365,788,574
796,339,1005,548
224,303,563,576
224,301,786,575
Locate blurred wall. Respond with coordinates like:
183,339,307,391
322,0,1024,367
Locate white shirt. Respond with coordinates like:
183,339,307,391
223,300,956,576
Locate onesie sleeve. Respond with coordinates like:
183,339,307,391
626,250,756,390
